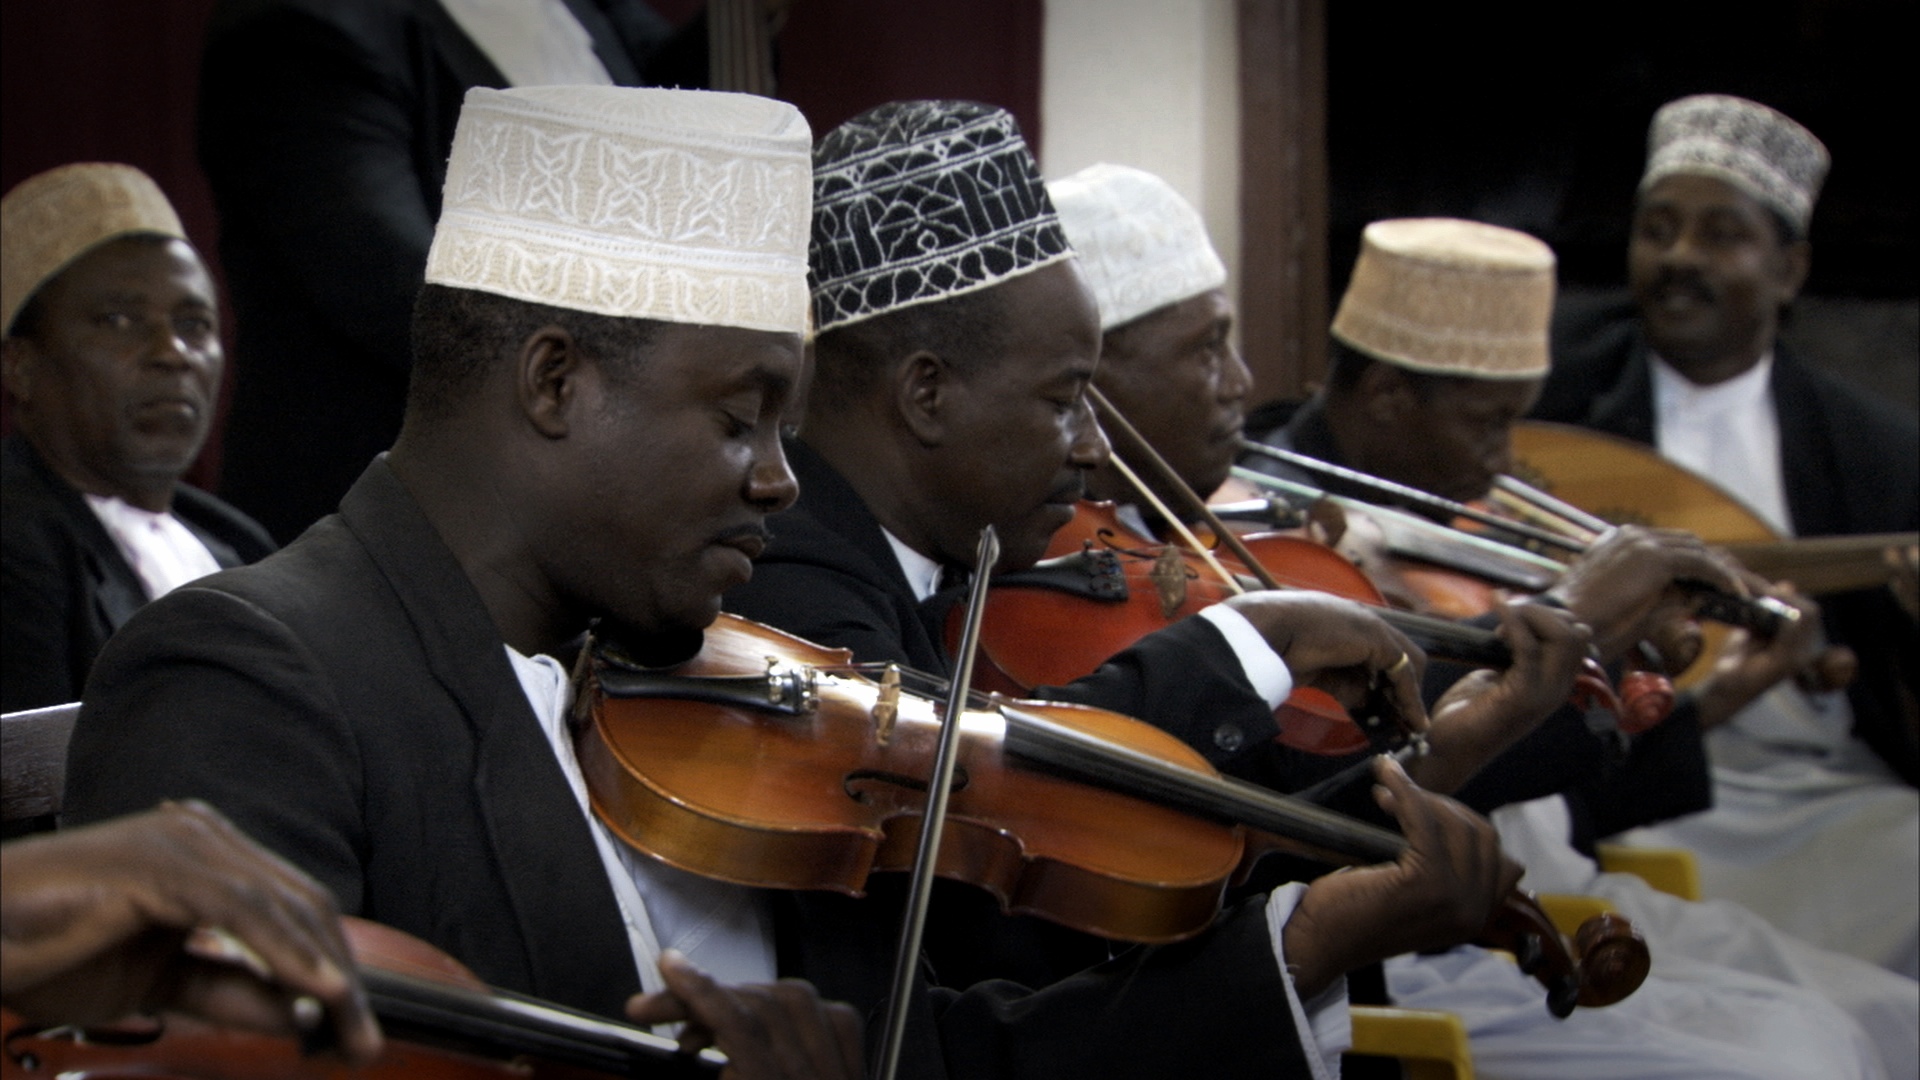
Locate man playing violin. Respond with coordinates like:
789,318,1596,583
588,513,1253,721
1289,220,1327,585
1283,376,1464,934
1222,209,1912,1074
723,99,1563,1076
52,87,1509,1080
1533,94,1920,980
57,86,864,1078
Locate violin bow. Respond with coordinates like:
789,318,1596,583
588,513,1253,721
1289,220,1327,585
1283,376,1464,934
1236,439,1590,555
873,526,1001,1080
1087,386,1287,593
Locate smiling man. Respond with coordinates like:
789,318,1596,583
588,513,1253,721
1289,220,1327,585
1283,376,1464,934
1534,93,1920,978
1,164,274,712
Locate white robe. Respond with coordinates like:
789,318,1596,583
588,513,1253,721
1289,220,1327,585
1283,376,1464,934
1635,352,1920,980
1456,795,1920,1080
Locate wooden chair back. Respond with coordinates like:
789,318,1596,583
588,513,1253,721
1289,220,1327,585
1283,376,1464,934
2,702,80,835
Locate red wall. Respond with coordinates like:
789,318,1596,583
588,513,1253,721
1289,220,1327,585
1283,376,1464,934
1,0,1044,491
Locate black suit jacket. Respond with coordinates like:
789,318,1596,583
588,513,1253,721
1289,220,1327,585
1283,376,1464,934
65,459,1314,1079
199,0,704,543
1533,329,1920,785
1,436,274,712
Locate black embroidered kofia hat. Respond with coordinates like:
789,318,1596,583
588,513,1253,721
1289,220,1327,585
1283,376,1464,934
809,100,1072,333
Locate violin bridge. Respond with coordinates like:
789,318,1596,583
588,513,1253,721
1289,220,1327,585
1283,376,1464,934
1150,546,1189,619
872,664,902,746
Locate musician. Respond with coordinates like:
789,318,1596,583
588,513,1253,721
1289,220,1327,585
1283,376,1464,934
58,86,897,1079
1,164,275,714
55,86,1490,1080
1,801,382,1062
1532,94,1920,978
722,99,1564,1076
1228,212,1914,1074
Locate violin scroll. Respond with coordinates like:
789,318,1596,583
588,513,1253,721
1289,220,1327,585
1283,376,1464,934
1572,912,1654,1009
1478,893,1651,1019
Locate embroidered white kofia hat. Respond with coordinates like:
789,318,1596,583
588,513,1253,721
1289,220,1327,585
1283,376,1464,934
1332,218,1556,380
2,162,188,336
1641,94,1829,235
809,100,1073,334
425,86,813,333
1048,164,1227,332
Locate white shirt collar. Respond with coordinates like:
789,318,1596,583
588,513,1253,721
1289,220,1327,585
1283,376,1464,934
1649,349,1775,415
83,494,224,601
883,528,946,603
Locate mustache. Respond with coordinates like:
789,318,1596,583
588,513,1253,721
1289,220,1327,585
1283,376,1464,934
1646,267,1716,305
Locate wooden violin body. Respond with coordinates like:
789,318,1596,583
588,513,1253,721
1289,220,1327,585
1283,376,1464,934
579,614,1649,1015
580,616,1248,943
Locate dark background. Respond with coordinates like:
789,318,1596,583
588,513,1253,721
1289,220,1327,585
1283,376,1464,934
4,0,1913,489
1324,0,1918,411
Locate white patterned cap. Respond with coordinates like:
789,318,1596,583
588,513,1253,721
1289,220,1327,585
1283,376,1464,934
1641,94,1828,234
2,163,187,336
810,101,1073,333
1332,218,1555,380
425,86,813,333
1048,164,1227,332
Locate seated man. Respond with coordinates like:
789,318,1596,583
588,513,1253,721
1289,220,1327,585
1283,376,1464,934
60,87,1504,1080
1,164,274,712
1233,211,1912,1076
726,98,1595,1074
1533,93,1920,979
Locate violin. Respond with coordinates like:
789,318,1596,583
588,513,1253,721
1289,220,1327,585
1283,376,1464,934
979,499,1619,756
0,918,721,1079
576,614,1650,1017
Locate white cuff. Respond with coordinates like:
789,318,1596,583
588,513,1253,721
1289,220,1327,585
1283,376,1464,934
1266,882,1352,1080
1197,604,1294,709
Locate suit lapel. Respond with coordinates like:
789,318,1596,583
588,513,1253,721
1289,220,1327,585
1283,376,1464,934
1586,338,1659,445
7,439,151,630
557,0,643,84
415,0,509,89
1769,346,1844,537
786,439,952,675
339,461,640,1015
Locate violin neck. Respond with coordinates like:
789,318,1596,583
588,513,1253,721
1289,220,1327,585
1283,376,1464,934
1373,608,1514,669
363,967,723,1076
998,704,1406,865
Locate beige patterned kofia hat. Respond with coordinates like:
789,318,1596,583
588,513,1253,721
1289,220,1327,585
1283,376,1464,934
1048,163,1228,332
426,86,813,334
1,163,187,336
1331,218,1555,380
1641,94,1828,235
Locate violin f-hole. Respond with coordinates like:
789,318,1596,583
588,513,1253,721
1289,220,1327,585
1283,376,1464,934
844,767,972,804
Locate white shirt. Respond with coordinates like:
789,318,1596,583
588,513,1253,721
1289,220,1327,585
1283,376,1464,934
508,645,777,999
83,494,224,600
1650,351,1794,536
883,525,1346,1077
437,0,614,88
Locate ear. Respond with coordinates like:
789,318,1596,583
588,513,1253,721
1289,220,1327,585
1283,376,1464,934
1773,240,1812,307
516,325,584,439
894,349,954,446
0,336,38,406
